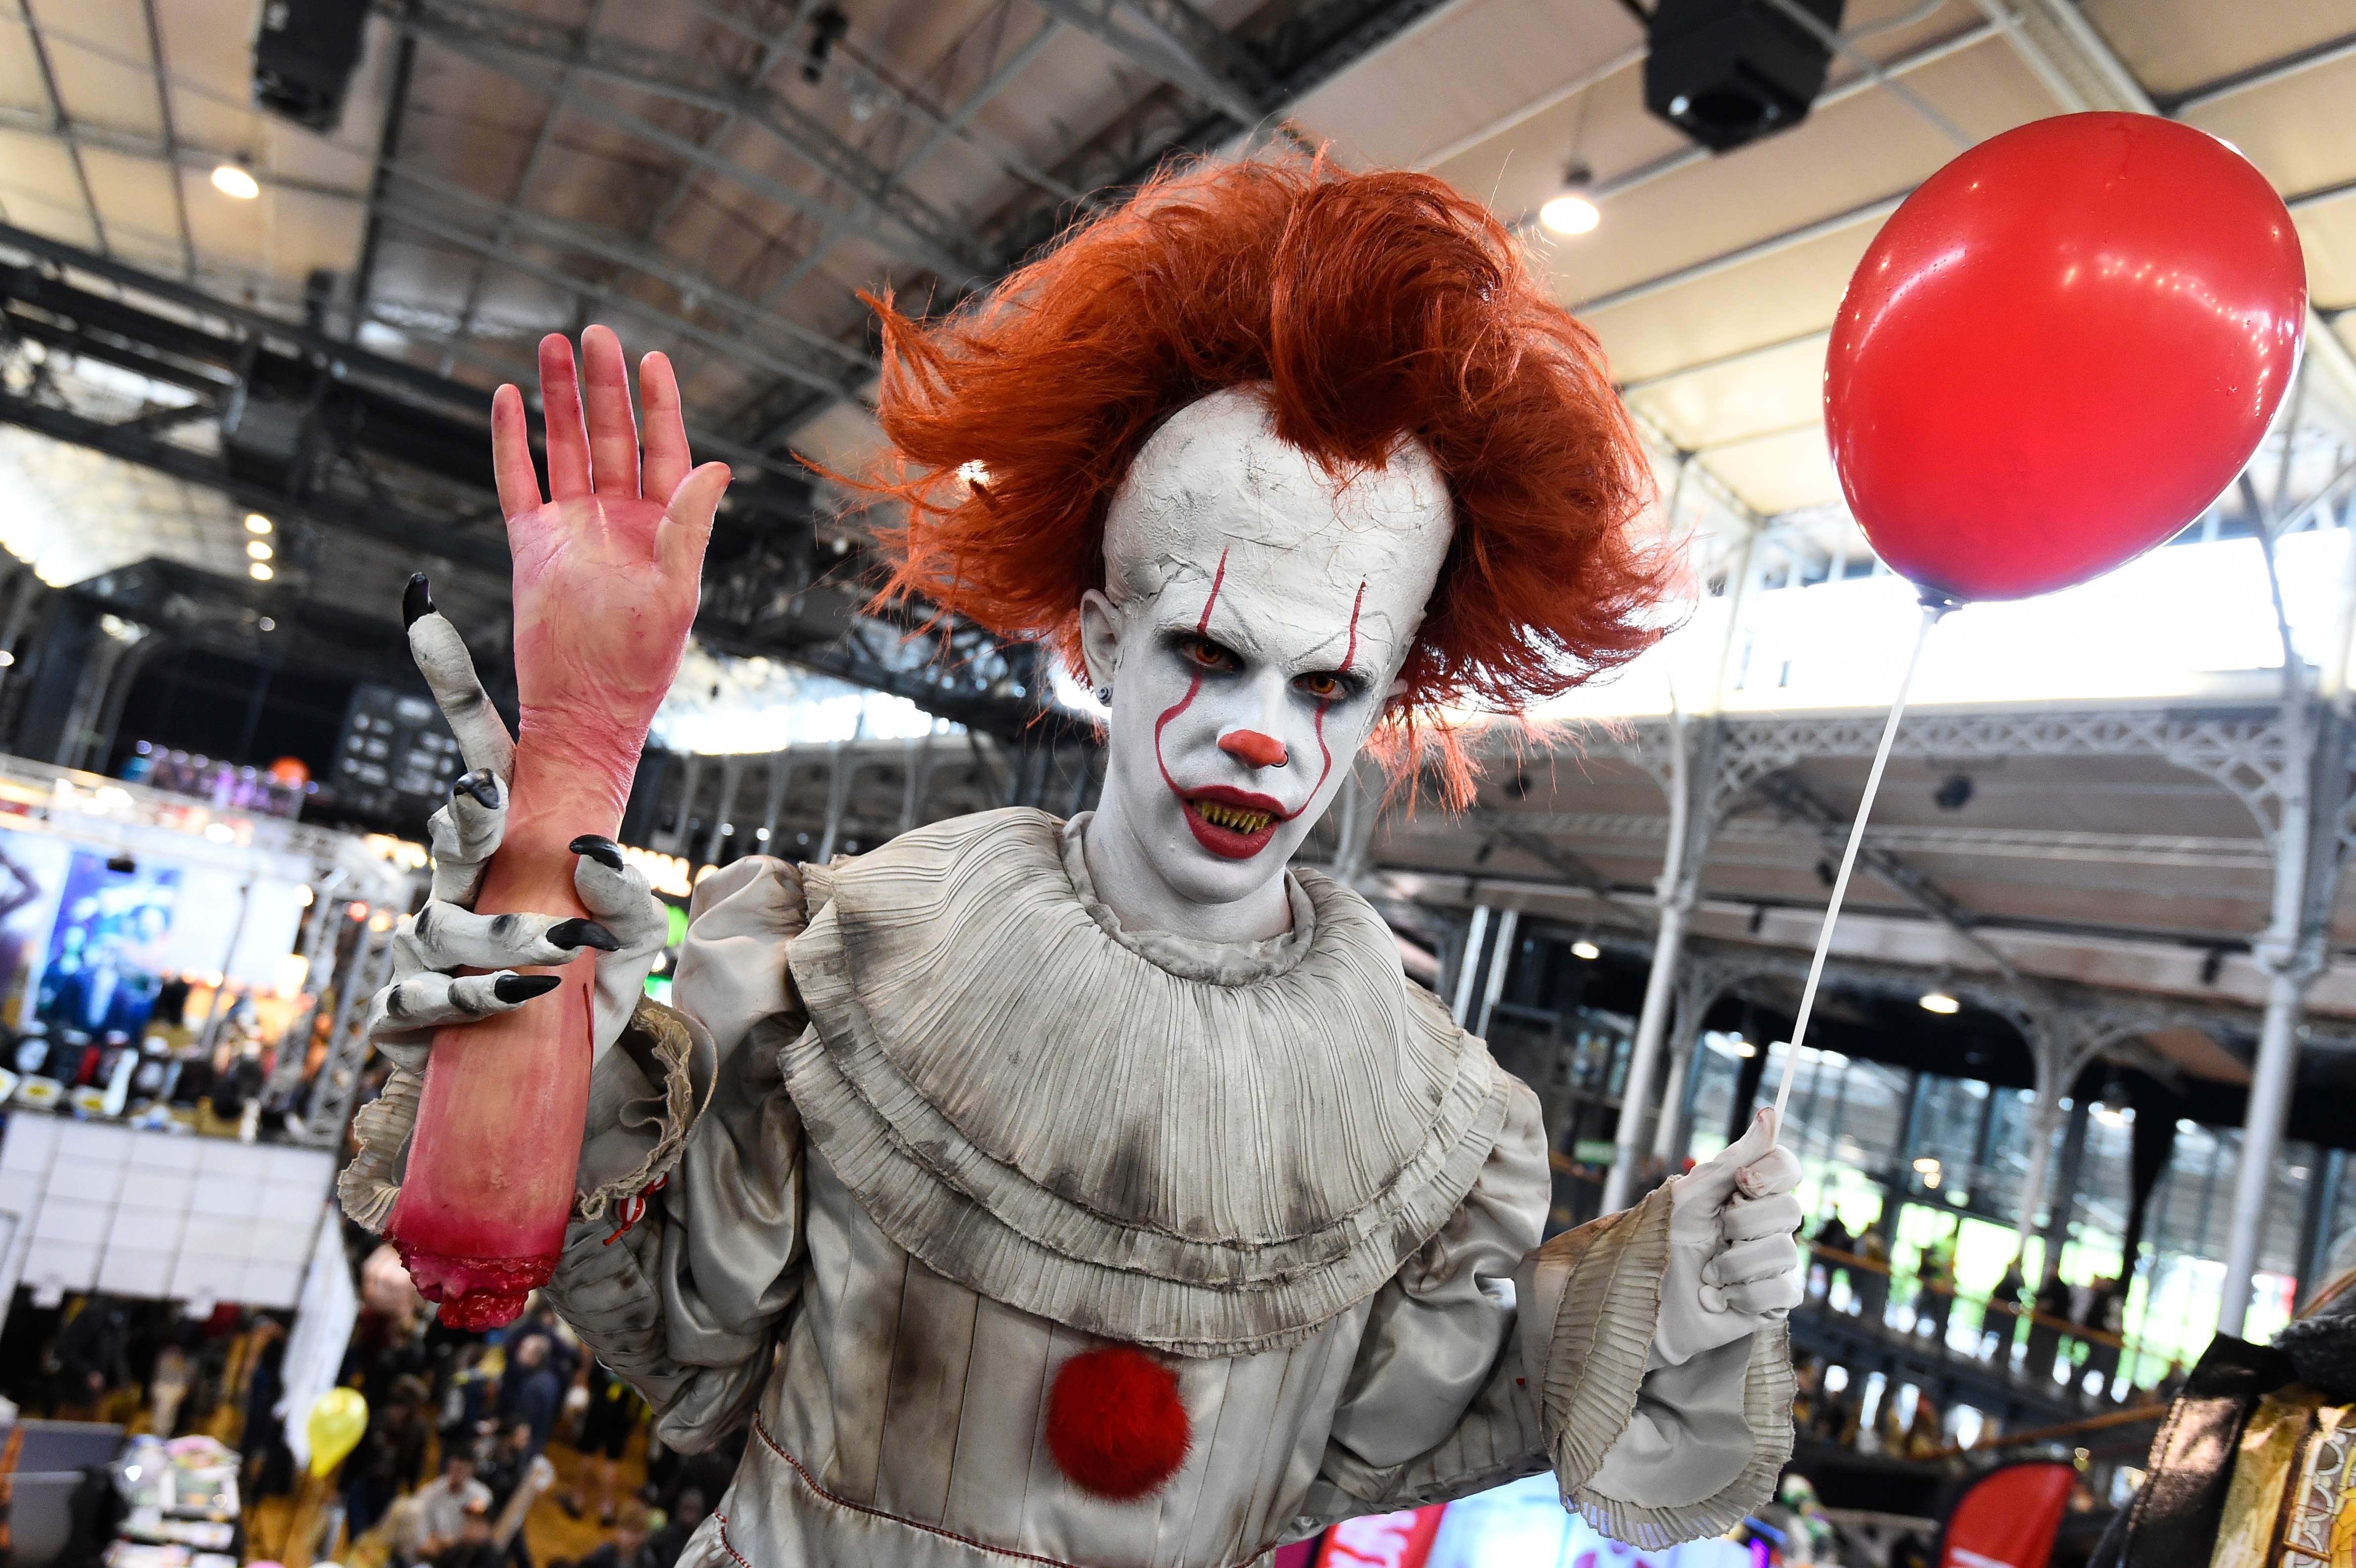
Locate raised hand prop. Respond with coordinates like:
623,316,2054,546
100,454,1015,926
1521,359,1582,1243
381,328,726,1327
1775,113,2306,1122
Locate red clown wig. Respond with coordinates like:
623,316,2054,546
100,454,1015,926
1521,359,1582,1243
855,155,1664,801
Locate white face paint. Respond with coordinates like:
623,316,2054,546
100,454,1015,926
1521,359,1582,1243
1079,386,1452,939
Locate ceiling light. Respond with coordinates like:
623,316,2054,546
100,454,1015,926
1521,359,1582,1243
249,562,274,581
258,617,276,632
1570,939,1601,960
211,164,260,200
245,514,272,534
247,540,273,561
1539,193,1600,235
1919,990,1960,1014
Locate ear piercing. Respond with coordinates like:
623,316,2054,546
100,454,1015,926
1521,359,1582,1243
1096,686,1112,705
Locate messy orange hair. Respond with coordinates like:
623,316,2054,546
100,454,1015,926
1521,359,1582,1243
852,155,1663,799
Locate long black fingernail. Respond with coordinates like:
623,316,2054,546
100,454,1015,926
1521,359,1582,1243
404,572,435,628
568,834,624,870
494,973,562,1003
548,918,619,953
454,770,501,808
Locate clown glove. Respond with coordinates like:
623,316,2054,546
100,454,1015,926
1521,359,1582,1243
1650,1108,1804,1368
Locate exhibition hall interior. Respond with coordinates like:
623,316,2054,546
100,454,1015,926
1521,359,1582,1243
0,0,2352,1565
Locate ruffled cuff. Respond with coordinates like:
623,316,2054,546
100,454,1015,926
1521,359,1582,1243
337,1064,422,1231
1528,1183,1794,1548
575,997,717,1223
339,998,716,1237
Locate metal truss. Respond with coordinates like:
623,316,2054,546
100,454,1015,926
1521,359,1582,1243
1565,705,2303,853
723,0,1453,451
302,925,404,1146
1754,769,2017,974
0,226,1078,738
640,727,1101,870
384,0,977,282
1026,0,1276,126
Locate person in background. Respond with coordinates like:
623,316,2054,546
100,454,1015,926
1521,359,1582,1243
570,1499,659,1568
1981,1254,2028,1363
1854,1219,1892,1327
2079,1274,2127,1400
1900,1392,1945,1460
498,1334,565,1453
405,1450,494,1566
345,1374,432,1538
432,1497,504,1568
1914,1233,1957,1347
478,1421,540,1568
234,1315,293,1501
1813,1212,1855,1307
564,1361,643,1525
644,1486,707,1568
2024,1271,2075,1387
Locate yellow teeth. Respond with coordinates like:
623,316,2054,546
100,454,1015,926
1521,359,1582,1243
1193,800,1272,834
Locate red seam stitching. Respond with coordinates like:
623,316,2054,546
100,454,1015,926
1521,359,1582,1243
712,1514,755,1568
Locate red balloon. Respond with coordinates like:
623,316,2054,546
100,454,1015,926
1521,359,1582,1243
1825,113,2306,602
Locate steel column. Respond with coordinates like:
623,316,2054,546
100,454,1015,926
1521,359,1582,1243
1449,905,1493,1025
1606,897,1690,1209
1472,908,1520,1038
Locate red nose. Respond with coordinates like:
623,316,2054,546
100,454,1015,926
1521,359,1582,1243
1219,729,1288,769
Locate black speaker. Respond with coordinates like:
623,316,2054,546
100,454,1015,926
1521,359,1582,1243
1644,0,1846,153
253,0,369,131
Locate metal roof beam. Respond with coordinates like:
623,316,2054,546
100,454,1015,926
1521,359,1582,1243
438,0,617,373
1023,0,1274,127
2164,28,2356,115
379,164,878,374
11,2,113,259
388,0,976,281
377,196,861,406
0,105,876,392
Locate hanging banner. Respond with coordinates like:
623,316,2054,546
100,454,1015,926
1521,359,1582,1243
1936,1461,2075,1568
1316,1506,1446,1568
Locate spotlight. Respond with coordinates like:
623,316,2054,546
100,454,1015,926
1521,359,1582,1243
1933,774,1974,812
1571,940,1601,960
249,563,274,581
211,164,260,200
1539,194,1600,236
247,540,273,561
1919,990,1960,1014
245,514,272,534
1538,163,1599,236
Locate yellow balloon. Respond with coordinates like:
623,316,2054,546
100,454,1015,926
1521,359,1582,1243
306,1387,369,1478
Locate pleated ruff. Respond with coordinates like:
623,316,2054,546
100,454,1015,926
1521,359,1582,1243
780,808,1513,1357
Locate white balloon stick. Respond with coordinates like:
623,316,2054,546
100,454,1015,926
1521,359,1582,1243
1770,600,1948,1134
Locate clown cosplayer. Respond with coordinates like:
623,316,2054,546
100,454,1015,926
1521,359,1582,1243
340,160,1804,1568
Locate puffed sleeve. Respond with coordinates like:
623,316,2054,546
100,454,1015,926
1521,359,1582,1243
541,857,812,1452
1296,1077,1792,1547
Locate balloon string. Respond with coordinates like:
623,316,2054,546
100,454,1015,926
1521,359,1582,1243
1770,600,1946,1137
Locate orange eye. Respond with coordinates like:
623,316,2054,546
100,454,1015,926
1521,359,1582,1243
1179,636,1239,671
1296,672,1344,700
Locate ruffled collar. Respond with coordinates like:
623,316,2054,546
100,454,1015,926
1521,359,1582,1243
779,807,1513,1354
1056,812,1317,986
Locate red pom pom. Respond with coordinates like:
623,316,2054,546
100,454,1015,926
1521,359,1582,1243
1045,1346,1191,1500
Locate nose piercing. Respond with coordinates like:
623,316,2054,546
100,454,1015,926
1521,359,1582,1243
1219,730,1288,769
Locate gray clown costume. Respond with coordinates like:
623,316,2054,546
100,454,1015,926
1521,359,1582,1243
453,807,1800,1568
